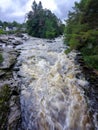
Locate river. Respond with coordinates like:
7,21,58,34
16,36,94,130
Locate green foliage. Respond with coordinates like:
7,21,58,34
26,1,64,39
0,29,5,35
44,19,56,38
84,55,98,70
64,48,71,54
0,53,3,63
64,0,98,70
69,38,79,50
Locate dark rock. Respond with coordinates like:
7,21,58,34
13,67,20,71
0,35,22,129
8,96,21,130
0,84,11,130
8,37,15,40
11,90,19,96
0,38,8,43
47,40,53,43
0,70,5,77
13,40,23,45
15,33,24,38
0,48,18,70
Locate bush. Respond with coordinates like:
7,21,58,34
64,48,71,54
0,29,4,35
84,55,98,70
45,30,56,39
69,36,80,50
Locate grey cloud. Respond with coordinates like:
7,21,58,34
0,0,27,23
0,10,24,23
0,0,81,23
11,0,28,7
54,0,80,20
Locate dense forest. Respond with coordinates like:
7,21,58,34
26,1,64,39
64,0,98,70
0,21,21,28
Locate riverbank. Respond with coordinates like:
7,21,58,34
0,34,28,129
76,52,98,129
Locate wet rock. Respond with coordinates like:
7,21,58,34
11,90,19,96
0,37,8,43
0,84,11,130
0,35,24,49
13,67,20,71
8,37,15,40
13,40,23,45
0,79,21,129
47,40,53,43
8,96,21,130
0,34,23,130
0,70,5,77
0,48,18,70
15,33,29,41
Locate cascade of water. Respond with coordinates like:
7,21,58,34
16,36,94,130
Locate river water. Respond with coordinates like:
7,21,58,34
16,36,94,130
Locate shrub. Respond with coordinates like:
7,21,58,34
64,48,71,54
69,36,80,50
84,55,98,70
0,29,4,35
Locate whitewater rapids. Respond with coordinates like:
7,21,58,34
16,36,94,130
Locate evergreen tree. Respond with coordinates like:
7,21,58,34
64,0,98,69
26,1,63,38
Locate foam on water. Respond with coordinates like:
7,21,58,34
17,36,94,130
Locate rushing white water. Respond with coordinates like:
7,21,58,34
16,36,94,130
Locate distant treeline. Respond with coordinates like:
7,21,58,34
0,21,21,28
64,0,98,70
0,20,26,34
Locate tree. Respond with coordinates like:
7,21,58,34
26,1,64,38
64,0,98,69
38,1,43,11
32,0,37,14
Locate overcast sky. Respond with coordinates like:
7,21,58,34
0,0,80,23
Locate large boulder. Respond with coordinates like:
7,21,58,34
0,48,18,70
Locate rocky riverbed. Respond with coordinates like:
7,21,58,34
0,34,28,130
0,34,98,130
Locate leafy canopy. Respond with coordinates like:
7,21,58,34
64,0,98,69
